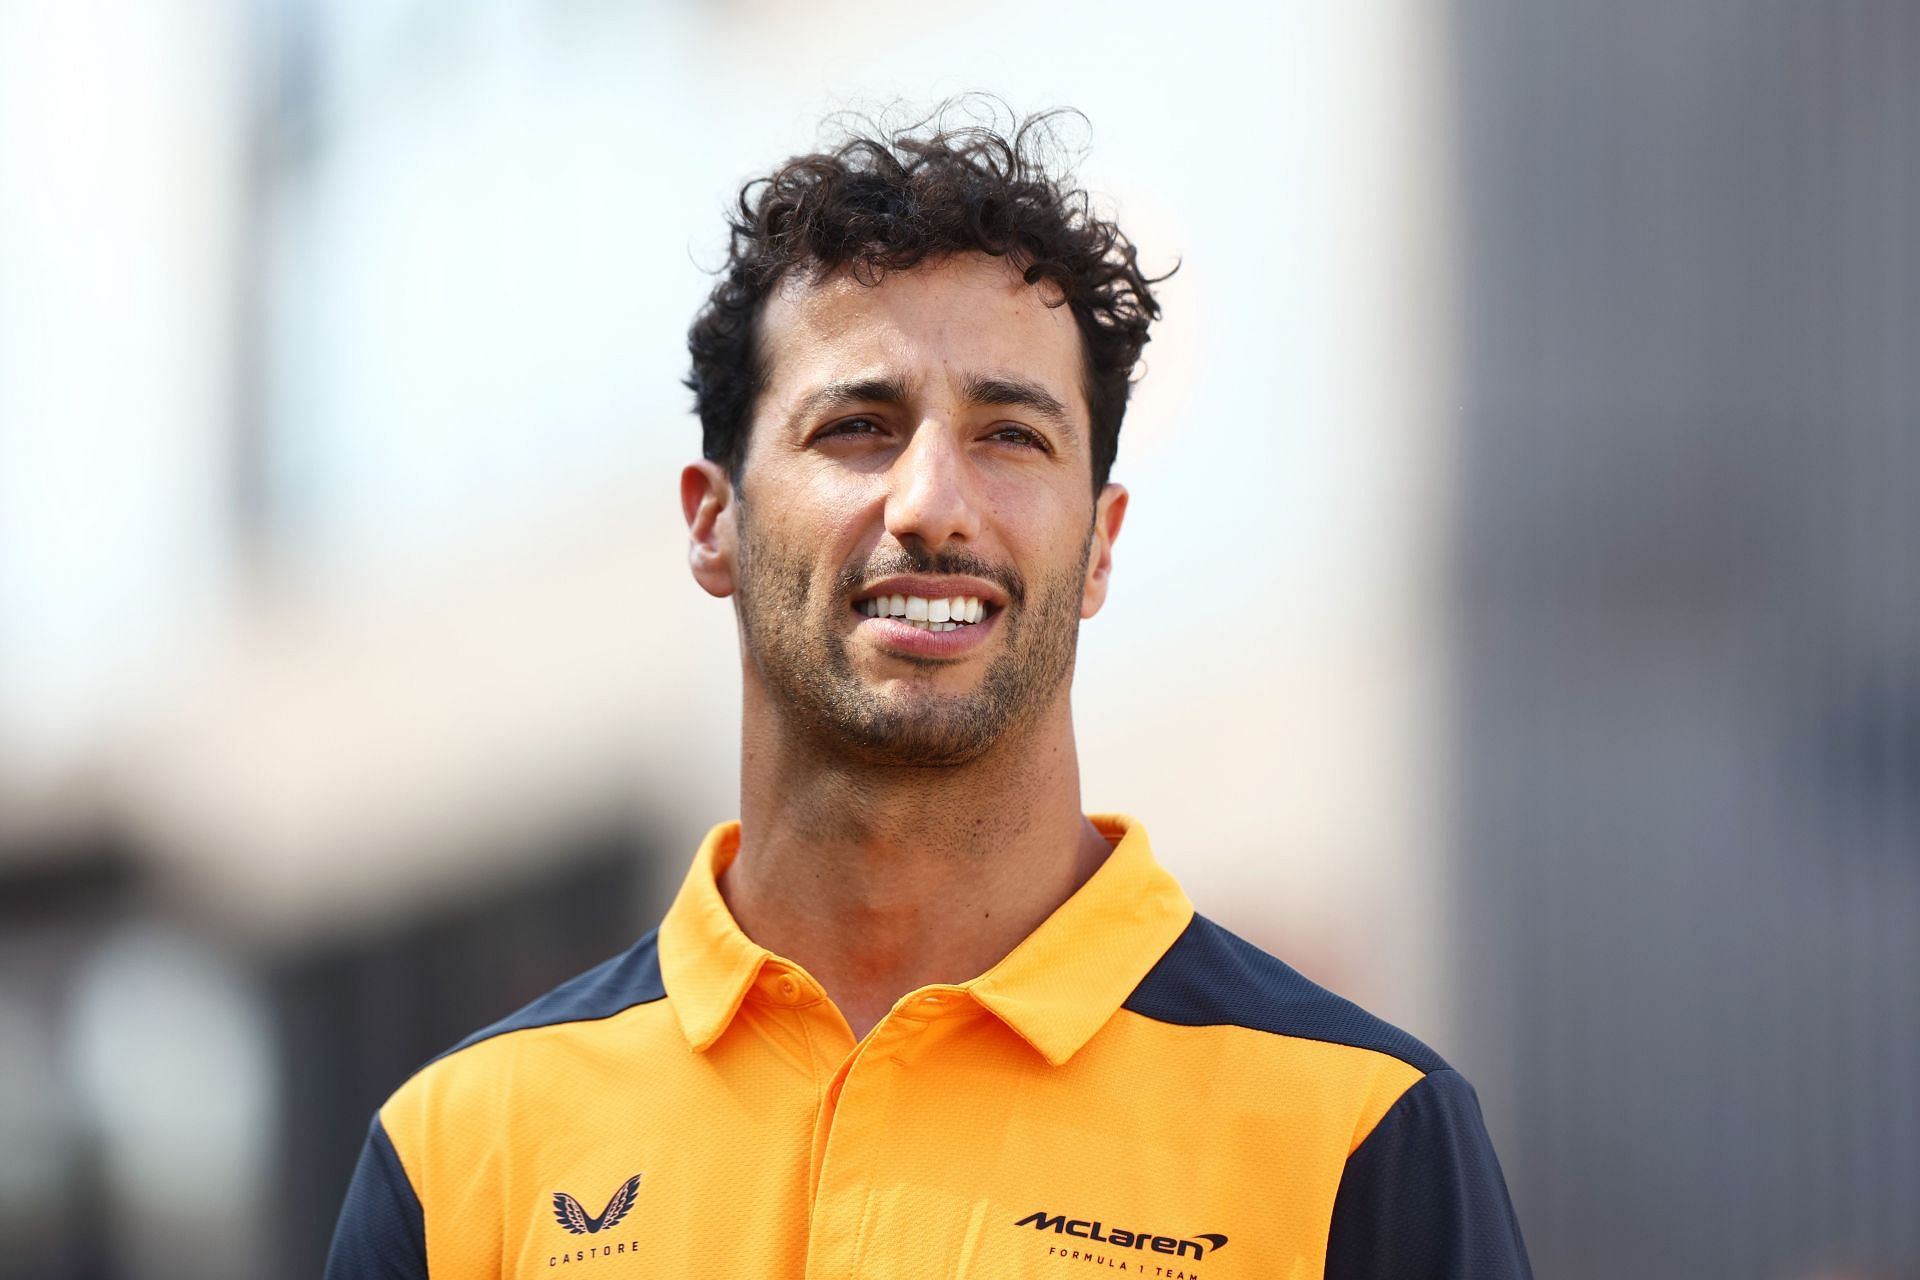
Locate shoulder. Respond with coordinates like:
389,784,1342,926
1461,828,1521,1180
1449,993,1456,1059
380,928,670,1139
430,926,668,1065
1325,1066,1533,1275
330,931,673,1278
1123,916,1531,1273
1122,912,1449,1075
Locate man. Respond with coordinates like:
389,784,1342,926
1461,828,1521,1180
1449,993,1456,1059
326,110,1531,1278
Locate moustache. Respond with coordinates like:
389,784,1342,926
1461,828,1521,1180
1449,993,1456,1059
835,546,1026,608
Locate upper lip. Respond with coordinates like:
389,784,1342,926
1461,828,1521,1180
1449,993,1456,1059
851,575,1008,610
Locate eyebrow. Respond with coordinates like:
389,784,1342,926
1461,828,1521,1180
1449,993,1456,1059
788,374,916,428
960,372,1079,445
787,370,1080,445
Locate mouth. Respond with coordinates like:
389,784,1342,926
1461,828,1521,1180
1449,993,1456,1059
853,591,991,633
848,578,1007,657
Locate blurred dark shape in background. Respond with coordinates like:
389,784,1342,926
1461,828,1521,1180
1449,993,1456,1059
1447,4,1919,1277
0,813,655,1278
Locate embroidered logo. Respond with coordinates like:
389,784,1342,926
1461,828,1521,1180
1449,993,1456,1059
552,1174,643,1236
1014,1209,1228,1260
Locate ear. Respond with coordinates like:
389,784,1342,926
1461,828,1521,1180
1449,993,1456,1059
681,460,738,598
1080,482,1128,619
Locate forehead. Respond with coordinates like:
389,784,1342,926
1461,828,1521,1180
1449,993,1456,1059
755,253,1087,420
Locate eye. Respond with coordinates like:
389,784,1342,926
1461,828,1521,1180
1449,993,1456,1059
987,424,1051,452
814,416,886,442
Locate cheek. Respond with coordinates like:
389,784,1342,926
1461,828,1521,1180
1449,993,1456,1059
968,466,1051,530
795,467,900,549
1003,492,1093,569
743,480,880,595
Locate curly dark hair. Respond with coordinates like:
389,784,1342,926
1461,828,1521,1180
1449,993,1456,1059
685,104,1169,495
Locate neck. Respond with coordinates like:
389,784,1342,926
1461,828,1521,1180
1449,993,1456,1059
720,680,1113,1040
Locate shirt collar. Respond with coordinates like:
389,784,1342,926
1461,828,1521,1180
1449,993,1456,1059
657,814,1193,1067
657,822,766,1054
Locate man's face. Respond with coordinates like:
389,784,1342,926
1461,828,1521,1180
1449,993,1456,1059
685,252,1127,767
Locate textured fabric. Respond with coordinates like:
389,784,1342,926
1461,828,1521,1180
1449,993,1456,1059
1124,913,1449,1073
1324,1069,1534,1279
434,929,666,1062
324,815,1528,1277
325,1116,427,1280
654,815,1194,1065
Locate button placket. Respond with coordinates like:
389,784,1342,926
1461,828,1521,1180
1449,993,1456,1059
806,1025,907,1278
804,991,978,1274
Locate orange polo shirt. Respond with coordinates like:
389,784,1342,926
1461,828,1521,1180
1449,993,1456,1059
327,816,1529,1278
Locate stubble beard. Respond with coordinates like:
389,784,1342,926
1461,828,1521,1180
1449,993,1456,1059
732,499,1090,769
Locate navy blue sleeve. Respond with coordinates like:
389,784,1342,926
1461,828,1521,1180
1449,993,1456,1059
1324,1068,1532,1279
324,1114,428,1280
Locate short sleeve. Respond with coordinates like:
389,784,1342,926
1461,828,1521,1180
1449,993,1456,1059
324,1113,429,1280
1323,1067,1532,1279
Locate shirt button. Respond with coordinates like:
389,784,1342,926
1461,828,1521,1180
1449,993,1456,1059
918,994,944,1008
777,975,800,1000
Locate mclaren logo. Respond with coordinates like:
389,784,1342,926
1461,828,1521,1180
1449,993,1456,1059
552,1174,642,1236
1016,1210,1227,1261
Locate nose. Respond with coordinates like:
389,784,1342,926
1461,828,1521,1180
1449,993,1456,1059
883,423,981,548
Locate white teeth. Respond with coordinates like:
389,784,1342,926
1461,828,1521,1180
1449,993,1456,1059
858,593,988,625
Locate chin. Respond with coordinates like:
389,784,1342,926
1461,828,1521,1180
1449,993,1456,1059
827,702,1010,769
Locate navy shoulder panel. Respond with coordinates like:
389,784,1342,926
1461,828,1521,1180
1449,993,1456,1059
1122,914,1448,1073
432,927,666,1065
1324,1068,1533,1278
325,1114,427,1280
